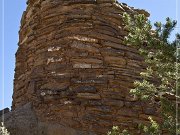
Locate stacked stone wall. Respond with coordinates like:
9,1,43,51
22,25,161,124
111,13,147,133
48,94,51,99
12,0,159,134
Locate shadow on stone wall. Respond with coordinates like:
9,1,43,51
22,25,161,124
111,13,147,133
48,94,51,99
0,103,97,135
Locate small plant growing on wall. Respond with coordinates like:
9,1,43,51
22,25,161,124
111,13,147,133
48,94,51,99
107,126,130,135
0,122,10,135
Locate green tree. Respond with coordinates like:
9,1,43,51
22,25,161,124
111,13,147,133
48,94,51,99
122,12,180,135
108,12,180,135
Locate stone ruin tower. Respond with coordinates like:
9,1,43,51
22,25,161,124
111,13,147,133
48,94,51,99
11,0,160,134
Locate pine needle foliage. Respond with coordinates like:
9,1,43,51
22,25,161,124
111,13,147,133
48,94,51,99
108,12,180,135
122,12,180,135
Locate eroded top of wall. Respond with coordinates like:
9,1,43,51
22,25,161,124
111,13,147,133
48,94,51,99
26,0,150,17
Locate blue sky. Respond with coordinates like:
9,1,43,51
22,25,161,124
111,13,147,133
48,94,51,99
0,0,180,110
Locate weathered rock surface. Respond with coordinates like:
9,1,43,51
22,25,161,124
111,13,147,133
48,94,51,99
1,103,96,135
1,103,38,135
9,0,160,134
0,108,9,116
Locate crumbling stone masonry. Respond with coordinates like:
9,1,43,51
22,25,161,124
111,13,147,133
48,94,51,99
5,0,160,135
